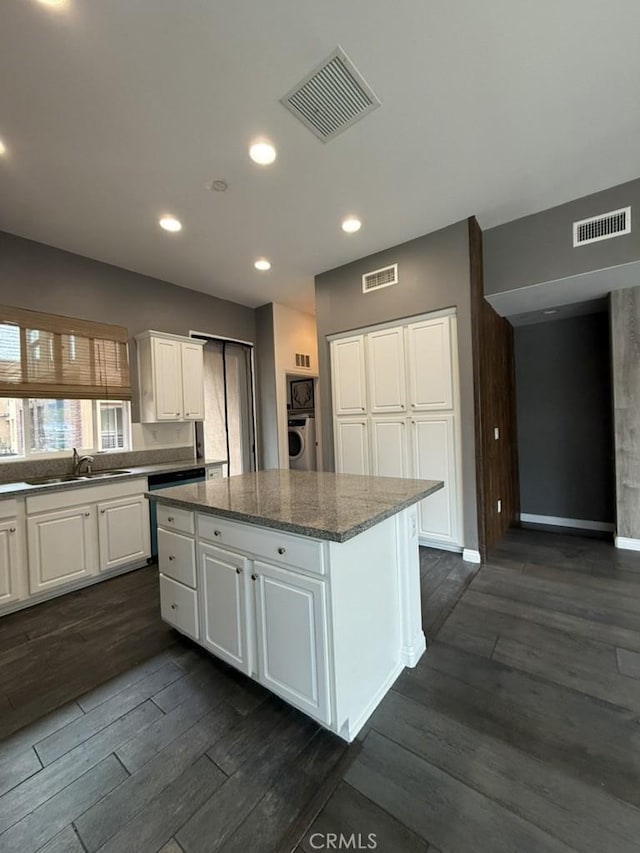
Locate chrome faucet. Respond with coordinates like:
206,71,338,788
72,447,94,476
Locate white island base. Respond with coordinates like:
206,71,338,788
156,501,425,742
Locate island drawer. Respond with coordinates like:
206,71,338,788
157,504,195,536
160,574,199,640
197,514,325,575
158,528,196,588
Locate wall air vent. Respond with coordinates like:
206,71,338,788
280,47,381,143
573,206,631,247
362,264,398,294
295,353,311,368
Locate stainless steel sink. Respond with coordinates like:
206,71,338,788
25,470,130,486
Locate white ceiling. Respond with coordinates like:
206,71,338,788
1,1,640,315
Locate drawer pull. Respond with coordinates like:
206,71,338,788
236,567,243,575
170,602,178,610
167,516,174,523
168,555,175,561
251,573,259,581
277,547,286,555
214,530,222,537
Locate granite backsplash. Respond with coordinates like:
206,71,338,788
0,445,195,485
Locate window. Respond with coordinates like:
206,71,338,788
0,398,131,459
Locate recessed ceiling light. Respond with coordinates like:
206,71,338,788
342,216,362,233
254,258,271,271
36,0,68,8
159,215,182,233
249,141,277,166
543,309,558,315
0,139,6,156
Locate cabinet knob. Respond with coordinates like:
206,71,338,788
214,530,221,537
168,555,175,561
411,403,416,408
9,527,15,533
170,603,178,610
236,567,243,575
100,509,106,514
185,412,190,416
175,413,180,417
277,547,286,555
251,573,259,581
84,512,90,517
167,516,174,523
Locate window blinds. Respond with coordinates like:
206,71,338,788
0,305,132,401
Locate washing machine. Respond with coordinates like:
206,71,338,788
288,415,316,471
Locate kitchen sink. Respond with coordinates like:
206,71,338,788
25,470,130,486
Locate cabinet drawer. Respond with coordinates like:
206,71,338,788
160,573,199,640
158,528,196,588
157,504,195,535
198,514,324,575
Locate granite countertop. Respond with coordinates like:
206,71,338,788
0,458,226,499
147,469,444,543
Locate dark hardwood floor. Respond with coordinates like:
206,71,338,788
3,530,639,852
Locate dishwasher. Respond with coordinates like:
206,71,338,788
148,466,206,559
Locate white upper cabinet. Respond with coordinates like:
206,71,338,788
367,327,406,413
97,495,150,572
334,418,369,476
137,332,204,423
181,342,205,420
370,416,408,478
406,316,454,411
0,520,21,606
331,336,367,415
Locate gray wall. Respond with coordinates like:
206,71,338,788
514,313,614,523
315,220,479,550
611,287,640,540
0,231,256,420
484,177,640,297
255,303,279,469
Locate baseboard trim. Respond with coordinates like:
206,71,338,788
462,548,482,564
615,536,640,552
418,539,463,553
520,513,615,533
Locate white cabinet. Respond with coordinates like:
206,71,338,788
181,342,205,420
334,419,369,476
137,331,205,423
0,520,21,606
371,416,408,478
199,543,251,675
411,415,459,545
27,506,98,594
331,335,367,415
367,327,406,413
406,317,453,410
98,495,150,572
253,560,329,724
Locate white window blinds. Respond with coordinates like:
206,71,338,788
0,305,132,401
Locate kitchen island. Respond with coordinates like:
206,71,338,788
147,469,443,741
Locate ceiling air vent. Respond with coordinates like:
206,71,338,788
573,206,631,247
280,47,381,143
362,264,398,294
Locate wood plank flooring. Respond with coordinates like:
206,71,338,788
3,530,639,852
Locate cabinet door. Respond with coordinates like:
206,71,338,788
334,418,369,475
371,416,408,478
0,520,21,605
367,327,406,413
199,543,251,675
152,337,183,420
28,506,98,594
253,561,329,724
181,342,205,420
331,336,367,415
98,495,150,572
411,415,459,545
406,316,453,410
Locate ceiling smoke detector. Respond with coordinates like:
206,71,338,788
207,179,228,192
280,47,381,143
